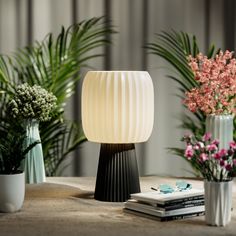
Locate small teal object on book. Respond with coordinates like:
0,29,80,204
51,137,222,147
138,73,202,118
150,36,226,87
176,180,192,191
151,181,192,194
159,184,175,194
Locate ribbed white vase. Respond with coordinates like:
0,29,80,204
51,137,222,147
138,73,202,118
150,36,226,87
204,180,232,226
205,115,234,149
22,119,46,184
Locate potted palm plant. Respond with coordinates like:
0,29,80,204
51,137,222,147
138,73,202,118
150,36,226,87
0,121,39,213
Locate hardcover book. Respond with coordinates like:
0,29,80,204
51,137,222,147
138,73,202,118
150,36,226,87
123,208,205,222
126,198,205,211
124,199,205,217
130,188,204,206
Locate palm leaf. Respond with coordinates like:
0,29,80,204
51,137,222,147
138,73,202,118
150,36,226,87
41,120,86,176
0,17,113,175
146,30,220,174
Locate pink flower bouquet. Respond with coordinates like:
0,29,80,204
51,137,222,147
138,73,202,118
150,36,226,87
184,50,236,115
182,133,236,181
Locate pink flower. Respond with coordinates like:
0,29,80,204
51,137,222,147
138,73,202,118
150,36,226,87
219,149,228,157
211,139,219,146
225,164,232,171
202,133,212,141
181,130,236,180
220,160,225,167
213,152,221,160
206,144,218,151
228,149,234,156
230,141,236,149
184,50,236,115
184,145,194,159
200,153,208,161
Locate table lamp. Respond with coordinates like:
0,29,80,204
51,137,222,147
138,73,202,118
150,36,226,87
82,71,154,202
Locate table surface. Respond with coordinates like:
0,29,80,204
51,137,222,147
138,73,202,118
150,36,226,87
0,176,236,236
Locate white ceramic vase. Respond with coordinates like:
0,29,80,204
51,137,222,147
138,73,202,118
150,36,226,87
205,114,233,149
0,172,25,213
204,180,232,226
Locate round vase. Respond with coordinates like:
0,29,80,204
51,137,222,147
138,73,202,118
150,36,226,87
0,172,25,213
205,114,234,149
22,119,46,184
204,180,232,226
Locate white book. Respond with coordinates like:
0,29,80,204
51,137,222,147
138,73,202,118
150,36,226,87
124,200,205,217
131,188,204,205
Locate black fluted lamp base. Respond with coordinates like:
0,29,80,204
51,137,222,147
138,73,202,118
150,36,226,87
94,143,141,202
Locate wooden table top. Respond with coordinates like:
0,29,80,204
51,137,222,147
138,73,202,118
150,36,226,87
0,176,235,236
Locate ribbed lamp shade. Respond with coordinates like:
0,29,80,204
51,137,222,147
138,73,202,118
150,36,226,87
82,71,154,143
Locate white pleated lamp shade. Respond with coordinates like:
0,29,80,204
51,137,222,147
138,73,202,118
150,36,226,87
82,71,154,143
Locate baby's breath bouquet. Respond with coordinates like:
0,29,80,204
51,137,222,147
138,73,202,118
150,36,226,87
8,83,57,122
184,50,236,115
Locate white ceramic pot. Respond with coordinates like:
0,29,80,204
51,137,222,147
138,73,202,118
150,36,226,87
0,172,25,213
204,180,232,226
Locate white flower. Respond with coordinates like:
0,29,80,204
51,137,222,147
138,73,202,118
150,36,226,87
9,83,57,122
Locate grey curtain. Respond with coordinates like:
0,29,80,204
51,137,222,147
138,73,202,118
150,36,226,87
0,0,233,177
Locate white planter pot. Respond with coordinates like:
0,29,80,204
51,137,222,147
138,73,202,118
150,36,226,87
0,172,25,213
204,180,232,226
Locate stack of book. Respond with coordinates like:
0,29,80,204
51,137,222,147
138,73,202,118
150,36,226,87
124,188,205,221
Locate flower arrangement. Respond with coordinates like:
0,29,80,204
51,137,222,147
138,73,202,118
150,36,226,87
8,83,57,122
182,133,236,181
184,50,236,115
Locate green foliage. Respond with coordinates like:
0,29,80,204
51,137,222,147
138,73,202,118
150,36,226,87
0,17,113,176
41,119,86,176
146,31,214,132
146,31,221,173
0,119,39,174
